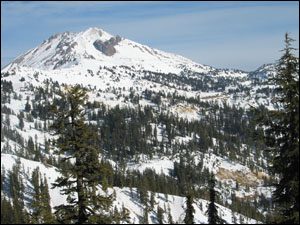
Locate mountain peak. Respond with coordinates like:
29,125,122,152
81,27,104,38
3,27,204,73
84,26,103,33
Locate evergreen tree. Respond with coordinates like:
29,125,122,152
150,191,156,208
1,196,15,224
40,176,55,223
253,33,299,224
206,174,222,224
50,85,115,224
7,162,26,224
157,205,164,224
184,192,195,224
29,168,42,223
270,33,299,224
29,168,54,224
140,205,149,224
111,204,130,224
167,206,174,224
25,100,31,112
18,115,24,131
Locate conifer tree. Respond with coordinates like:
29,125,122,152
184,191,195,224
29,168,41,223
1,196,15,224
251,33,299,224
41,176,55,223
257,33,299,224
29,168,54,224
50,85,115,224
167,207,174,224
157,205,164,224
8,162,26,223
140,205,149,224
206,174,223,224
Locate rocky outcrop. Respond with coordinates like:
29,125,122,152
216,167,264,187
93,35,122,56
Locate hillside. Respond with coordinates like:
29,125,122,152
1,27,277,224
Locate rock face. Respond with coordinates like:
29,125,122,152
93,35,122,56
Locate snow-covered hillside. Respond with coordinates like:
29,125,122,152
1,27,277,223
1,154,260,224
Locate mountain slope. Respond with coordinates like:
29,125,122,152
1,27,276,223
1,154,260,224
4,27,212,74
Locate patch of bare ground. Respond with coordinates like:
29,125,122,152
216,167,267,187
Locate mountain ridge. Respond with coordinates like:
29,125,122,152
3,27,201,72
4,27,264,78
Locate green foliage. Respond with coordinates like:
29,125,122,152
271,33,299,224
184,192,195,224
1,196,16,224
206,174,223,224
29,168,54,224
252,33,299,224
140,205,149,224
1,162,27,224
157,205,164,224
50,85,123,224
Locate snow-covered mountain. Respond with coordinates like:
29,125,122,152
2,27,276,115
1,27,277,223
4,27,213,74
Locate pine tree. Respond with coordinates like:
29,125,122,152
8,162,26,223
157,205,164,224
184,192,195,224
25,100,31,112
268,33,299,224
206,174,223,224
29,168,42,223
140,205,149,224
167,207,174,224
29,168,54,224
40,176,55,223
252,33,299,224
18,112,25,131
1,196,15,224
50,85,115,224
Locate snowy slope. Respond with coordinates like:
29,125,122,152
3,27,211,75
1,154,260,224
1,27,277,223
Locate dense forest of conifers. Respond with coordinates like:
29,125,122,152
1,78,269,223
1,79,270,170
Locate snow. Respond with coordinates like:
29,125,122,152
127,156,174,176
2,27,225,76
1,26,277,224
1,153,262,224
1,154,67,209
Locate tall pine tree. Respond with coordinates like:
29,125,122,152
206,174,223,224
184,192,195,224
50,85,114,224
29,168,54,224
257,33,299,224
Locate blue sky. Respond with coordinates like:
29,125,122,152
1,1,299,71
